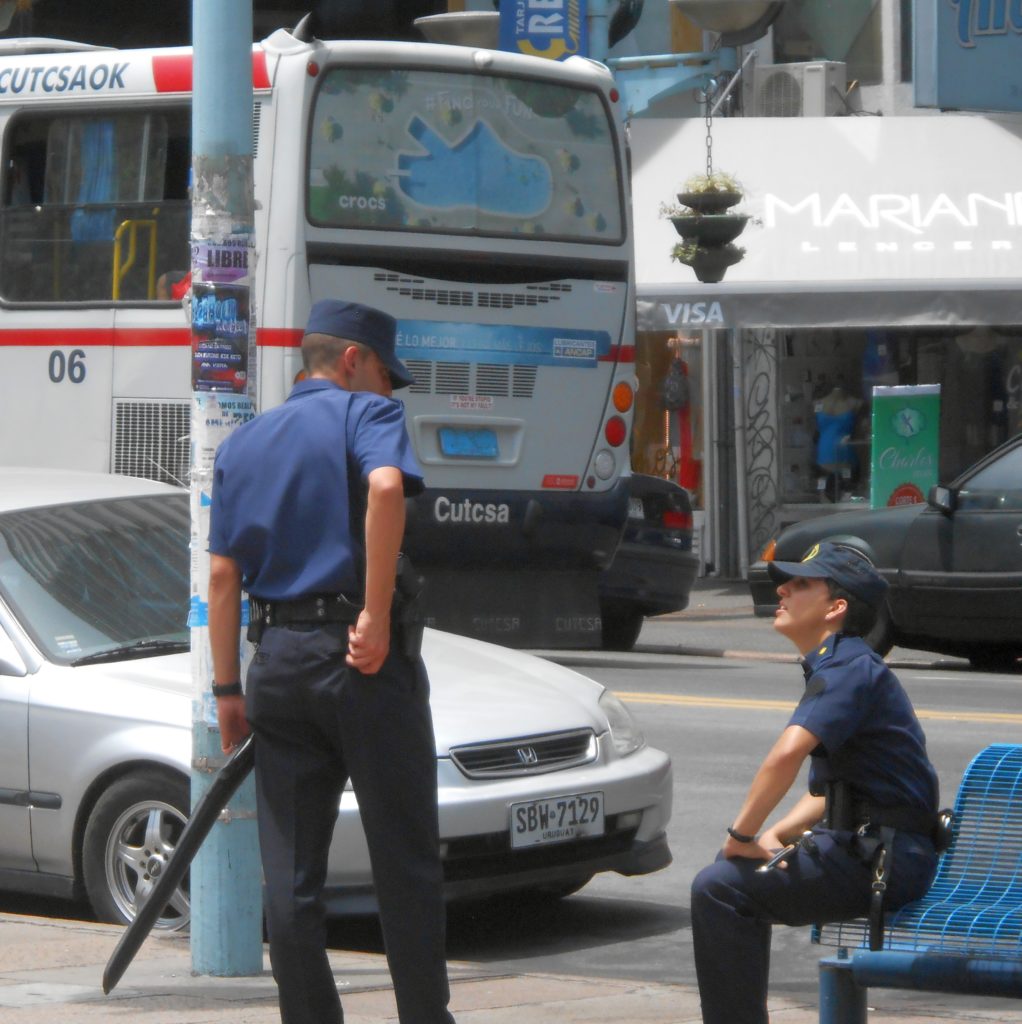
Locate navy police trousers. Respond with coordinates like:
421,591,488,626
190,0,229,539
246,622,454,1024
690,829,936,1024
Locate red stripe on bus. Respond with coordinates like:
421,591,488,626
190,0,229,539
0,327,288,347
258,328,303,347
153,51,271,93
598,345,635,363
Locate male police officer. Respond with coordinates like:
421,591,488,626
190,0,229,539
208,300,455,1024
690,542,939,1024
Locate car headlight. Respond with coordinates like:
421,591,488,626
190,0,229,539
599,690,645,757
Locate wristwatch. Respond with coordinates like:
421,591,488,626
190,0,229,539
727,826,756,843
211,680,243,698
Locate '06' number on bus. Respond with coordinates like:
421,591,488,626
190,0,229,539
49,349,86,384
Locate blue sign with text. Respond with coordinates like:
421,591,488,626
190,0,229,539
499,0,588,61
915,0,1022,112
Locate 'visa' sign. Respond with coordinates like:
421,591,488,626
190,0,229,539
499,0,589,61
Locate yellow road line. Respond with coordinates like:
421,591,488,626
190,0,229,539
614,691,1022,726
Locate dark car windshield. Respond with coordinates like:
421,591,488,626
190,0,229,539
0,493,189,664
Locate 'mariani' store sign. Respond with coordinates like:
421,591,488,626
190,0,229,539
916,1,1022,112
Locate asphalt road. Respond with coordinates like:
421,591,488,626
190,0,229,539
416,651,1021,997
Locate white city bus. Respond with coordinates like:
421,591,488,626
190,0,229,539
0,29,636,646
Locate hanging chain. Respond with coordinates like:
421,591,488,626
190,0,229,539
704,91,713,179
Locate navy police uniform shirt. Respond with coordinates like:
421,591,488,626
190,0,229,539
790,632,938,814
209,378,424,600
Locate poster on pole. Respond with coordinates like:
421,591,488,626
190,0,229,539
870,384,941,508
499,0,588,60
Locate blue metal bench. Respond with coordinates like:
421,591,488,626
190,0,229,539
813,743,1022,1023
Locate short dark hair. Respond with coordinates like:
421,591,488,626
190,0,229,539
825,579,877,637
301,332,364,373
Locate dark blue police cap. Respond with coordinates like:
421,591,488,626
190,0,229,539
767,541,888,610
304,299,414,390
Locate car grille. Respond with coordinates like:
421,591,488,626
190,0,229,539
449,729,597,779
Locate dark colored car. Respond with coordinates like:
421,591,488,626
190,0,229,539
599,474,700,651
749,434,1022,670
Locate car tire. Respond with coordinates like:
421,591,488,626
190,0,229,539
82,770,191,931
864,601,894,657
968,649,1021,673
600,607,644,651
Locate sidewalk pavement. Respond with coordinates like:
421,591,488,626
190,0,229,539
4,911,1022,1024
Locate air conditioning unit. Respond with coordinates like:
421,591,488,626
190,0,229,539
751,61,847,117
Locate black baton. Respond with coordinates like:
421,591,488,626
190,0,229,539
102,734,256,994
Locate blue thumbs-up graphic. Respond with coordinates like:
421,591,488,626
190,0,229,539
396,116,552,216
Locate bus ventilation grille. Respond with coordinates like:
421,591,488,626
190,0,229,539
405,361,537,399
374,272,569,309
112,399,190,487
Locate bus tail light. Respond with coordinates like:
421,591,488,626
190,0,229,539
612,381,633,413
662,509,693,531
604,416,626,447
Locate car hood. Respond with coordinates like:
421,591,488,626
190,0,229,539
75,637,608,756
773,503,924,562
421,629,608,753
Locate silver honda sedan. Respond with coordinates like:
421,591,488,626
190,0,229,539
0,468,672,930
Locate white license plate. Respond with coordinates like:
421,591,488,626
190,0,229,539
628,497,645,519
509,791,605,849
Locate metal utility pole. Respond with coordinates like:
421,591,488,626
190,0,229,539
188,0,263,976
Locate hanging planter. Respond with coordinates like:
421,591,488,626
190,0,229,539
676,171,744,215
671,242,746,284
670,212,751,247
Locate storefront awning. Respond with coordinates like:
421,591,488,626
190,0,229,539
631,115,1022,331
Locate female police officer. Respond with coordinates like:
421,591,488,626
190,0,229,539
690,542,939,1024
208,300,454,1024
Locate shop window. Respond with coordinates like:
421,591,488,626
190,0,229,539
776,327,1021,507
632,331,704,506
0,107,191,303
772,0,883,86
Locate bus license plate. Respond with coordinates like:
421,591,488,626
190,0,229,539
439,427,498,459
510,791,604,849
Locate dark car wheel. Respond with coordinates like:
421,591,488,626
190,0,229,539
600,606,644,651
968,649,1021,673
864,601,894,657
82,770,191,931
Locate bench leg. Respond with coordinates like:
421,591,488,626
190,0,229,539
820,956,867,1024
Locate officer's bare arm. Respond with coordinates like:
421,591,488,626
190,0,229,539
347,466,405,674
209,553,243,683
724,725,821,859
763,792,826,847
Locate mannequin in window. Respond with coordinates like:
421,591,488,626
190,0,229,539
815,385,861,502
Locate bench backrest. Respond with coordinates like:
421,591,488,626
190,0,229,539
816,743,1022,955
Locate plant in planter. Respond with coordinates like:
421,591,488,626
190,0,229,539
677,171,744,215
671,240,746,285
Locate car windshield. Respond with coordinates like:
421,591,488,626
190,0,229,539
0,493,190,664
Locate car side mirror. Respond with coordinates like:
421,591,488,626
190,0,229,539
928,484,955,515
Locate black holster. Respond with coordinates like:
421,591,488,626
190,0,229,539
392,553,425,659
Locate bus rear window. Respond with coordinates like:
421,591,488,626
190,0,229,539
308,67,624,243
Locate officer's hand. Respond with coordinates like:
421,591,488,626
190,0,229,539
216,695,251,754
722,835,777,863
347,610,390,675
